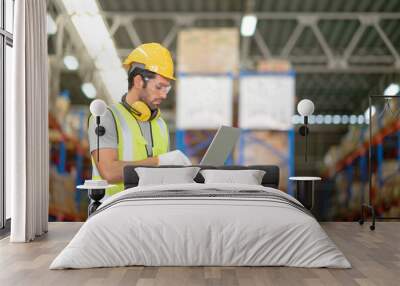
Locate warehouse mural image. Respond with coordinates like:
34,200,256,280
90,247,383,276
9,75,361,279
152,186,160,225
42,0,400,224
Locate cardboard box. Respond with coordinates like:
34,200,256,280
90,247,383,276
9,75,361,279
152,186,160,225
238,131,290,191
177,28,239,74
257,59,292,72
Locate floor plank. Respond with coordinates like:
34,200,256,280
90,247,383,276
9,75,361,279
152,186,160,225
0,222,399,286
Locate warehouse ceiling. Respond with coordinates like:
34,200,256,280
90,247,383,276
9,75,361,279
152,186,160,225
51,0,400,115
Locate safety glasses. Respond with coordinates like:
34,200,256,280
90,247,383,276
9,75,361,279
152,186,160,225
143,77,172,94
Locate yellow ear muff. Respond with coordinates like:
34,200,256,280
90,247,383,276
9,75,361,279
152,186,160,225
131,101,151,121
131,101,160,121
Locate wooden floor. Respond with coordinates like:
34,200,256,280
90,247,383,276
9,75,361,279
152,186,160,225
0,222,399,286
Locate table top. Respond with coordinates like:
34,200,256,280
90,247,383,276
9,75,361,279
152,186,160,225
289,176,322,181
76,185,115,190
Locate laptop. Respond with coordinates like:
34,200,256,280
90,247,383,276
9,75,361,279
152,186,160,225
199,125,241,165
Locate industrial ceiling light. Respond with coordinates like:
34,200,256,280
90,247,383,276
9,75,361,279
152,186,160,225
341,115,349,124
364,105,376,124
47,13,57,35
308,115,316,124
62,0,126,100
332,115,341,124
240,14,257,37
364,106,376,118
324,115,332,124
316,115,324,124
81,82,97,99
350,115,357,124
384,83,400,96
63,55,79,70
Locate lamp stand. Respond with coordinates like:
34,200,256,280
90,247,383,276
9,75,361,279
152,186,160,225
299,116,309,162
88,188,105,216
94,116,105,162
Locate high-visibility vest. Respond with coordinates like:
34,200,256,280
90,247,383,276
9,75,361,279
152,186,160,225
91,102,169,196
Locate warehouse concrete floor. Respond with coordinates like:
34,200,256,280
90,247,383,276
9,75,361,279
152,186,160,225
0,222,399,286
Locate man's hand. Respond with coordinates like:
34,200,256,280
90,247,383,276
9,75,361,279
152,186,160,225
158,150,192,166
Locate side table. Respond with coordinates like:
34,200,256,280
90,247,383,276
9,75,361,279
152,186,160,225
77,180,114,216
289,177,321,210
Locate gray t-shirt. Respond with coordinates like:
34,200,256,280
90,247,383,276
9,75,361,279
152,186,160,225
88,108,154,157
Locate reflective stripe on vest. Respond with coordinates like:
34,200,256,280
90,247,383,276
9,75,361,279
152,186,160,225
91,102,169,196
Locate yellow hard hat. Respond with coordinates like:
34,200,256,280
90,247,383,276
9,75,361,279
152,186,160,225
123,43,175,80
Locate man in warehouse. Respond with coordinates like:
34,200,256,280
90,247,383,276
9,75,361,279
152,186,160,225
88,43,191,196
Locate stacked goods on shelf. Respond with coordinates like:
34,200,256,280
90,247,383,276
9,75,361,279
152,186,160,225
323,99,400,220
375,160,400,217
349,182,364,216
177,28,239,74
323,107,398,174
237,131,289,191
341,127,363,157
323,146,338,172
381,175,400,217
49,96,92,221
382,160,399,179
49,167,88,221
328,166,371,221
383,98,399,127
329,172,350,220
54,92,71,126
323,126,364,176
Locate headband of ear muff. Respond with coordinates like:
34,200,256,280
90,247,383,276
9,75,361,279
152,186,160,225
121,94,160,122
